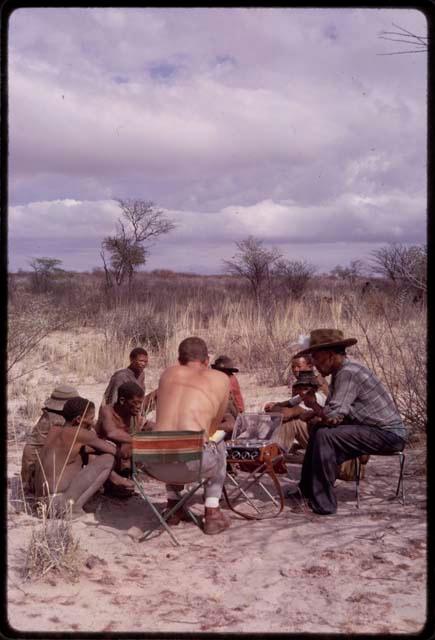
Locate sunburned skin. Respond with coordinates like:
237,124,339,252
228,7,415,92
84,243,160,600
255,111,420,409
155,362,230,437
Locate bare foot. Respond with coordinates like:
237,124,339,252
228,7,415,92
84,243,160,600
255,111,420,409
108,472,135,491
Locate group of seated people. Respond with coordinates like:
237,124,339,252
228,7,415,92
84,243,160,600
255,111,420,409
20,328,408,535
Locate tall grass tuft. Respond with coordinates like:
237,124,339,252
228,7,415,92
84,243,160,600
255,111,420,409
23,502,81,582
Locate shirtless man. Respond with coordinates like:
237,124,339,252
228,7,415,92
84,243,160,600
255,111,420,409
34,397,116,516
152,336,230,535
96,381,145,497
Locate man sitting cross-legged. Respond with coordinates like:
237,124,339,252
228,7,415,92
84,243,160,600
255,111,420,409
265,370,326,454
21,384,78,496
34,397,116,516
96,381,146,497
151,336,231,535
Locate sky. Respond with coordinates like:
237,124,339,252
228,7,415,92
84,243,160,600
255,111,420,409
8,7,427,274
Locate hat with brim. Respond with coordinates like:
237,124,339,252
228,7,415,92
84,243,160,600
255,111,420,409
44,385,79,411
293,371,320,388
211,355,239,374
295,329,357,357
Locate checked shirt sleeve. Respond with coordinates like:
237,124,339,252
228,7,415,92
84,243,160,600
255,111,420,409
323,367,358,421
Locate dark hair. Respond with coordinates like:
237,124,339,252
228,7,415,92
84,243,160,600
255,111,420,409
178,336,208,365
62,397,95,423
292,354,313,365
117,381,144,401
129,347,148,359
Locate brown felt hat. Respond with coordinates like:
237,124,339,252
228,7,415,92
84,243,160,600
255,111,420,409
44,385,79,411
295,329,357,357
211,355,239,374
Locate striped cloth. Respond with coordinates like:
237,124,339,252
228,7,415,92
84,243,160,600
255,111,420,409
132,430,205,465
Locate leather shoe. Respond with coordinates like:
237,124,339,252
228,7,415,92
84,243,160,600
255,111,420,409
203,507,230,535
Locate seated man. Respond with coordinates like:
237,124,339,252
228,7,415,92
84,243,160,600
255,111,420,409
265,371,326,453
287,329,407,515
96,381,145,497
210,355,245,439
34,397,116,516
101,347,156,422
288,353,329,397
151,336,230,535
21,385,78,495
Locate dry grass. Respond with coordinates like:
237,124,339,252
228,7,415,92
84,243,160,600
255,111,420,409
23,501,82,582
8,272,426,440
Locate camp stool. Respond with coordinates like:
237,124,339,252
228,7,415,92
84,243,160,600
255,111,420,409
355,448,406,509
131,430,206,546
224,413,287,520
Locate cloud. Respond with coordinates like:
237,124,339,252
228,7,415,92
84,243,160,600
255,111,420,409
7,7,427,272
9,189,425,273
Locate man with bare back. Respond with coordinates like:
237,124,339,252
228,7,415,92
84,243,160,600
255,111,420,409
34,397,116,516
152,336,230,535
96,381,146,497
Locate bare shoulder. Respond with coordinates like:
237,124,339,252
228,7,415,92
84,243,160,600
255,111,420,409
205,368,230,390
159,364,180,382
100,404,113,417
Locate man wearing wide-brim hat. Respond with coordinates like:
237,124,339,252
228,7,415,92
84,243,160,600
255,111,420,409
209,356,245,440
288,329,407,515
20,384,79,495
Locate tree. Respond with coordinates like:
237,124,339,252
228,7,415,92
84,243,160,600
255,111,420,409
224,236,281,306
101,199,176,288
330,259,366,284
378,23,428,56
273,258,316,298
29,257,64,293
370,243,426,294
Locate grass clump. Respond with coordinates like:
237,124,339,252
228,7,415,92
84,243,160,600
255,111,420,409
23,501,82,583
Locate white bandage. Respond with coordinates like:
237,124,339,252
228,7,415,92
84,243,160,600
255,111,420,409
204,497,219,508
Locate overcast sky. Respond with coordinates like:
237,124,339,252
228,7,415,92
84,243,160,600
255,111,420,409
8,7,427,274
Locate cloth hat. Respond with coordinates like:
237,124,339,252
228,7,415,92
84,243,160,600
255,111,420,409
293,370,320,388
295,328,357,357
44,385,79,411
211,355,239,374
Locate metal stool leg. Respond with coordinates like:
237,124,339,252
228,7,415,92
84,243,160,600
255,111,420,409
395,452,406,506
355,457,361,509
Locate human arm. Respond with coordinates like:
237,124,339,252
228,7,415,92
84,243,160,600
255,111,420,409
99,405,132,444
142,389,157,415
209,376,231,437
77,429,117,455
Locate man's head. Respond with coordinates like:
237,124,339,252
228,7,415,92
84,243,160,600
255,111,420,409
44,384,79,413
129,347,149,375
294,329,356,375
117,381,145,416
178,337,209,366
291,354,314,377
211,355,239,377
62,397,95,429
292,370,320,396
312,347,347,376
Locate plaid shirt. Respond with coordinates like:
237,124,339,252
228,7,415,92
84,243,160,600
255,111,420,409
324,359,406,438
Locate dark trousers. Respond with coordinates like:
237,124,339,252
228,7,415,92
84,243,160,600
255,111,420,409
299,424,406,515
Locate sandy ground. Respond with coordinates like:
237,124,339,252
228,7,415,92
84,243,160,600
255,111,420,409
7,371,427,634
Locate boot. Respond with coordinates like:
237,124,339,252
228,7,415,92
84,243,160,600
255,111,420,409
163,499,192,526
203,507,231,535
